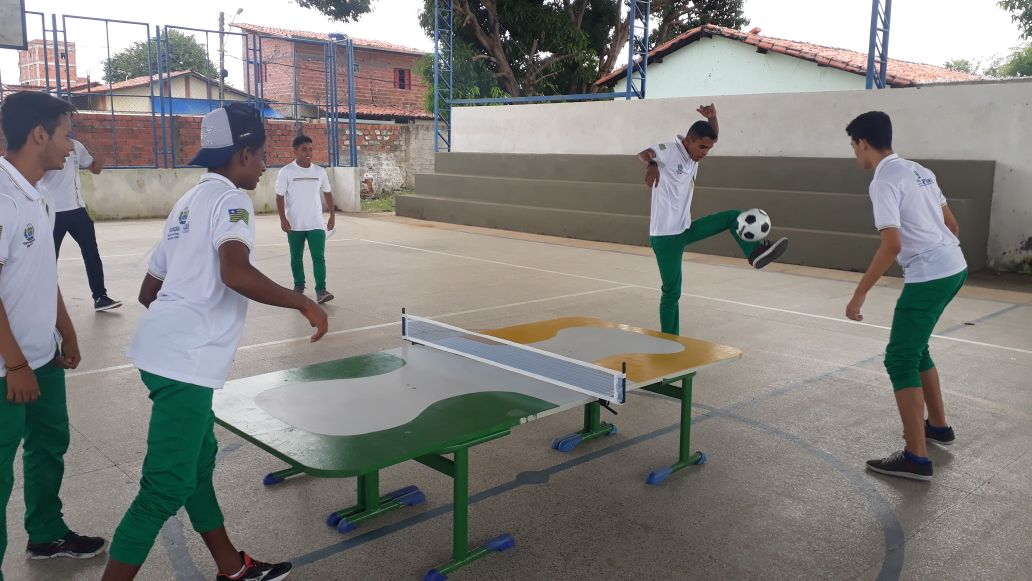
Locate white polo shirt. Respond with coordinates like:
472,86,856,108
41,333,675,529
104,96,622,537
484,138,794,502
37,139,94,213
275,161,331,232
869,154,967,283
648,136,700,237
0,158,59,375
127,173,257,389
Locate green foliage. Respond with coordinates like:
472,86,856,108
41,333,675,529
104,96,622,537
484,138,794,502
103,30,216,84
943,59,975,73
986,44,1032,77
999,0,1032,39
294,0,376,22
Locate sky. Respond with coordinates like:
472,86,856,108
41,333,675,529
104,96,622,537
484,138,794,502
0,0,1025,88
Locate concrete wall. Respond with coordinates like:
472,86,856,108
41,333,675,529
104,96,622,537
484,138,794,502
357,120,435,193
452,80,1032,271
81,166,361,220
647,36,864,99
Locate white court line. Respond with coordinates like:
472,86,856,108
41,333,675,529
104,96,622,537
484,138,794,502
358,238,1032,356
58,238,360,262
65,285,633,378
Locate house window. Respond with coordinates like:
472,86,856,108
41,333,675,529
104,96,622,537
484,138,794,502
353,62,360,73
395,68,410,90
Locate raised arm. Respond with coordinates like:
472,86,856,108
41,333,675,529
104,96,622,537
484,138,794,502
696,103,718,137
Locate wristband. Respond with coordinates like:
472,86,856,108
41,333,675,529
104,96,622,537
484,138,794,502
5,361,29,372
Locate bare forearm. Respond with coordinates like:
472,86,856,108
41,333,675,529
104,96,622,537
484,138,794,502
708,116,719,137
0,299,26,366
276,196,287,221
224,263,307,310
855,246,898,296
55,289,76,342
323,192,335,215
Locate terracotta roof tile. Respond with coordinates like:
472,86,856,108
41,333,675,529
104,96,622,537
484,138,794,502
597,24,982,87
233,23,426,55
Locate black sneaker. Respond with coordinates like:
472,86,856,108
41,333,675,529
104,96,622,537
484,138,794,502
293,285,305,294
865,450,933,481
94,295,123,312
215,552,291,581
316,290,334,304
925,420,956,445
748,237,789,269
26,531,106,559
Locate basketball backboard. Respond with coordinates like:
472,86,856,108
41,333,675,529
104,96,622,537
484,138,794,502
0,0,27,50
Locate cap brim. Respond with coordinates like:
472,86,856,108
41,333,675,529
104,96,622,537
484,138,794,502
188,145,237,168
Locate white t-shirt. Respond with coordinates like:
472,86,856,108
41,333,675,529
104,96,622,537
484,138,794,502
275,161,331,232
869,154,967,283
648,136,700,237
128,173,257,389
37,139,94,212
0,158,59,375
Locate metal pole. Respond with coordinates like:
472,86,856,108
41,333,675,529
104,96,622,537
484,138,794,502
51,15,63,97
879,0,893,89
218,11,225,101
865,0,879,89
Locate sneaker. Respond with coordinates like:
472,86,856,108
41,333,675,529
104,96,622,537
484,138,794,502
215,551,291,581
925,420,956,445
748,237,789,269
26,531,106,559
293,285,305,294
93,295,123,312
316,290,334,304
865,450,933,481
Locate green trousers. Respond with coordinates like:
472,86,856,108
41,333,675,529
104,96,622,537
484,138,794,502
650,210,758,335
885,269,967,391
1,360,71,576
288,229,327,291
109,372,224,565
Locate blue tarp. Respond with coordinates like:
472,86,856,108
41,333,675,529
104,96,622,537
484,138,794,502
152,97,283,118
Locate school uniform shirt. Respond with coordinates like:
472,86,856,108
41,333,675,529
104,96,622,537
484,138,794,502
869,154,967,283
275,161,331,232
127,173,257,389
37,139,93,212
648,136,700,237
0,158,59,375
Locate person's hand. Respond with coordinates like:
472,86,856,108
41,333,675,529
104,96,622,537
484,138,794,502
280,219,291,233
846,292,866,321
56,338,81,369
5,367,39,404
327,215,336,232
645,164,660,187
696,103,717,119
299,299,328,342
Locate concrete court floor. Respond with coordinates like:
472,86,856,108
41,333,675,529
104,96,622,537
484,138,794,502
4,212,1032,581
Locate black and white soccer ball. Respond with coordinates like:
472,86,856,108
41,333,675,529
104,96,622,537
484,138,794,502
735,208,771,241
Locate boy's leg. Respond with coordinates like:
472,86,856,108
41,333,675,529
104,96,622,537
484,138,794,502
650,233,688,335
105,373,216,576
0,376,29,573
22,362,72,545
682,210,758,257
306,229,328,292
287,231,308,290
52,210,71,259
65,208,109,301
920,364,947,427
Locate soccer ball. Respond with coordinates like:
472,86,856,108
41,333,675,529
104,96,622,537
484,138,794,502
736,208,771,241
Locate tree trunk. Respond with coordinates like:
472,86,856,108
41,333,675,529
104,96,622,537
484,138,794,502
454,0,524,96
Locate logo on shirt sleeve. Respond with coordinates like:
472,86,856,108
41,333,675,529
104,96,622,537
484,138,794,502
228,208,250,225
0,225,3,240
658,143,667,150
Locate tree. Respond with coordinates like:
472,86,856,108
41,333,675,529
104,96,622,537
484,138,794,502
943,59,976,74
651,0,748,46
416,41,508,113
103,30,217,84
294,0,376,22
999,0,1032,39
985,44,1032,77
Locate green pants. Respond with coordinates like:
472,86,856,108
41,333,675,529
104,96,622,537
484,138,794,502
1,361,71,575
109,372,224,565
650,210,758,335
288,229,327,291
885,269,967,391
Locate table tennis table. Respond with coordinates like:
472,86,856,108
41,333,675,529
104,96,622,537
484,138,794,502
213,316,741,580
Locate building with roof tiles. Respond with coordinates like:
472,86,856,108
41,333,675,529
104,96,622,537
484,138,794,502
596,25,981,98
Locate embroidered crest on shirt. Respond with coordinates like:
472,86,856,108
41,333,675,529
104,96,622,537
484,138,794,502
178,207,191,233
228,208,250,225
23,223,35,247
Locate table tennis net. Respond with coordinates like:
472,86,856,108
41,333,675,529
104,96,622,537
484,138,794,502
402,314,626,404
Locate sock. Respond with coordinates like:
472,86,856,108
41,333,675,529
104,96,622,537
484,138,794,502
904,450,931,464
223,555,250,579
925,419,950,432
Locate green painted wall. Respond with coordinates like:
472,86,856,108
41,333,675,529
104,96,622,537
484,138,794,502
645,36,866,99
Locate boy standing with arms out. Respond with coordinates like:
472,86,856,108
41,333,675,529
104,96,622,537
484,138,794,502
639,103,789,335
845,111,967,481
1,93,107,580
102,104,328,581
37,127,122,311
276,135,335,304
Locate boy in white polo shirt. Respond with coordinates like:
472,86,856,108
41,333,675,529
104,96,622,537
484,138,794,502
102,103,328,581
845,111,967,482
276,135,335,304
0,92,107,579
37,127,123,312
638,103,790,335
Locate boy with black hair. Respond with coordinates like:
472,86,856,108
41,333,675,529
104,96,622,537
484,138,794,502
638,103,790,335
845,110,967,482
0,92,107,580
102,103,328,581
276,134,335,304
